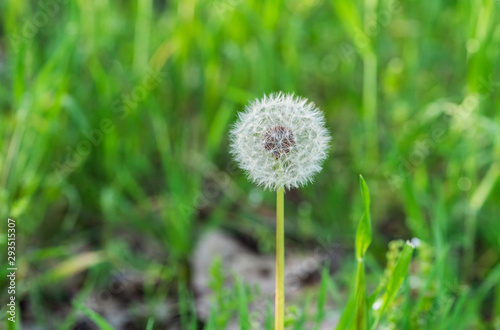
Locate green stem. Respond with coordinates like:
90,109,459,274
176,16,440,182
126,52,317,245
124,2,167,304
275,187,285,330
363,0,379,164
363,52,378,163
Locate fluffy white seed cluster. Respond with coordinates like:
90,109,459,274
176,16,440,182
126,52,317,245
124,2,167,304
230,93,331,190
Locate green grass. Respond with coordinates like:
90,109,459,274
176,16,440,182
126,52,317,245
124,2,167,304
1,0,500,329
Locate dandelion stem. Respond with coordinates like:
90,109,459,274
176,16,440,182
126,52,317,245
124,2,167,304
275,187,285,330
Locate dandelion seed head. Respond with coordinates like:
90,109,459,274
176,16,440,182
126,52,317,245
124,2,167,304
229,92,331,190
263,125,296,159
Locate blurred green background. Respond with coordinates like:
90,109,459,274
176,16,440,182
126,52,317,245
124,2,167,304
1,0,500,328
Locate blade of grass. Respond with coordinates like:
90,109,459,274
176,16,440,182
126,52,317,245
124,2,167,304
347,175,372,330
314,265,330,329
336,293,356,330
354,260,368,330
236,277,250,330
178,282,197,330
356,175,372,261
145,318,155,330
73,302,114,330
265,301,273,330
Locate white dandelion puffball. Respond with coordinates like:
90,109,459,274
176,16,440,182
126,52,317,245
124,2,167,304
230,93,331,190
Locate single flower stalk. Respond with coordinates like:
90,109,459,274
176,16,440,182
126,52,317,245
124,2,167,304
230,93,331,330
